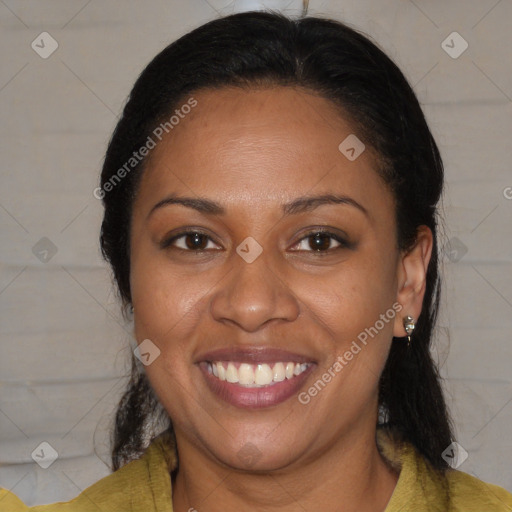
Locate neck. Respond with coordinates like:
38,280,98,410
171,427,399,512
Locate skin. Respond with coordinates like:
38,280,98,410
129,86,433,512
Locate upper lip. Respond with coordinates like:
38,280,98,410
196,347,316,365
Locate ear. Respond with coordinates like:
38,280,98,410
393,226,433,338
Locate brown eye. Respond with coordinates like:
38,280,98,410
183,233,209,250
291,231,348,253
161,231,220,251
308,233,333,251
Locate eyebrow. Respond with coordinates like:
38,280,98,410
148,193,368,219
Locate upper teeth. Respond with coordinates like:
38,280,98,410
207,361,310,387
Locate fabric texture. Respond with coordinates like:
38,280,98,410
1,429,511,511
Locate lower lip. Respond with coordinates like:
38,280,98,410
198,363,315,409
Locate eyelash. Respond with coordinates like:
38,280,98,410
160,228,351,254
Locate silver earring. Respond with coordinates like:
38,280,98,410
403,316,415,347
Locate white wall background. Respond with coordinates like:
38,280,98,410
0,0,511,506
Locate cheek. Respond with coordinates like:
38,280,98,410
302,262,398,396
129,263,212,412
295,255,399,404
300,251,397,334
129,242,208,344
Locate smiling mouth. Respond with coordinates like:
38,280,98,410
198,357,315,408
196,347,316,408
204,361,312,388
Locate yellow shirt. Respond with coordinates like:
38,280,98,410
1,430,511,511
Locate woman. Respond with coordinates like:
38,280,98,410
2,10,511,512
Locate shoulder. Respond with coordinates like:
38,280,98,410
0,432,175,511
444,468,512,511
0,488,28,511
377,428,512,512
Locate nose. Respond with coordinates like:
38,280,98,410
210,253,300,332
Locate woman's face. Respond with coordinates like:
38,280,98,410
130,86,410,471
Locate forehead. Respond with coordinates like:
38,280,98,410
135,86,392,215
